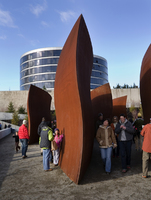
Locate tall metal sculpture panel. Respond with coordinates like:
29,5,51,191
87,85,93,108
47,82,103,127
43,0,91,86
54,14,94,184
112,96,127,118
140,44,151,124
91,83,113,123
27,85,52,144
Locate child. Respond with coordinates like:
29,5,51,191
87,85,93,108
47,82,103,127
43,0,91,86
13,131,20,152
53,128,63,166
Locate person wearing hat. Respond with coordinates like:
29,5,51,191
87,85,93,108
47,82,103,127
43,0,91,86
37,117,48,156
18,120,29,159
40,124,54,171
96,113,104,133
133,113,144,151
141,118,151,178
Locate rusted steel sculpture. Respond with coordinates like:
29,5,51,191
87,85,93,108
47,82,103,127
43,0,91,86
112,96,127,118
140,44,151,124
54,14,94,184
27,85,52,144
91,83,113,124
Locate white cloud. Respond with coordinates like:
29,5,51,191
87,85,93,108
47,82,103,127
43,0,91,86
0,8,16,28
58,10,76,22
41,21,49,27
30,39,40,46
18,34,25,38
30,0,47,17
0,35,6,40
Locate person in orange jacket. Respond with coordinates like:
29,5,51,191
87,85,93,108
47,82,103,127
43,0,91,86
141,118,151,178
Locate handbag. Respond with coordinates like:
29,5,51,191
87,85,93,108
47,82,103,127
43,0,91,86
51,140,58,150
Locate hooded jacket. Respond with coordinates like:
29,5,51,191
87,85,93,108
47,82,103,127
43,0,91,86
115,119,134,141
96,125,117,148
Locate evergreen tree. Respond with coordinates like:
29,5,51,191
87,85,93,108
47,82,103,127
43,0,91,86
7,101,15,113
43,85,47,90
18,105,26,114
11,111,20,125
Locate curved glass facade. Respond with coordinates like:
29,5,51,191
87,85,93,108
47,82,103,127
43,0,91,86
20,47,108,90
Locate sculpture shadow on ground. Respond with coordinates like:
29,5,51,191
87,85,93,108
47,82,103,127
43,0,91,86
80,139,144,185
0,134,16,190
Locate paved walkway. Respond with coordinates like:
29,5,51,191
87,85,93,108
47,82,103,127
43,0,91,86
0,133,151,200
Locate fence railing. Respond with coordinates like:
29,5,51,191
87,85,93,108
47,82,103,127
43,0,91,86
0,120,20,133
0,128,11,140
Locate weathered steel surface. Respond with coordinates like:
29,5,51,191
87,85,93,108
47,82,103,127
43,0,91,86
54,14,94,184
27,85,52,144
91,83,113,123
112,96,127,118
140,44,151,124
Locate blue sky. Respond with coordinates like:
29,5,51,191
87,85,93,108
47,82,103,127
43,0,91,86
0,0,151,91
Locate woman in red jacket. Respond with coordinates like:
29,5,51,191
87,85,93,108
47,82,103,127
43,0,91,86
18,120,29,159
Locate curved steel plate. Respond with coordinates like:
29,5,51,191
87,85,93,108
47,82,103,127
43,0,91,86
54,14,94,184
112,96,127,118
91,83,113,123
140,44,151,124
27,85,52,144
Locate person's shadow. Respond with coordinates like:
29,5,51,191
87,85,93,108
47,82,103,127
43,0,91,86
80,139,146,184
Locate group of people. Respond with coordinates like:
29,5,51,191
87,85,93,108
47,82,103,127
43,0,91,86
96,112,151,178
13,112,151,178
13,118,63,172
38,117,63,172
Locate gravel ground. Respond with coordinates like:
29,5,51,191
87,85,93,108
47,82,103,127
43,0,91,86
0,134,151,200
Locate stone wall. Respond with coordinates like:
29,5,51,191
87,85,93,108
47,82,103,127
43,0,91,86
0,90,55,112
0,88,140,112
111,88,141,107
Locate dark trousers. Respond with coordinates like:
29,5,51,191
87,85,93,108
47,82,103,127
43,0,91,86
15,142,20,152
113,136,119,157
119,140,132,169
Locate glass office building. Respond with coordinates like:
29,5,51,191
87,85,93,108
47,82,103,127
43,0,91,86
20,47,108,90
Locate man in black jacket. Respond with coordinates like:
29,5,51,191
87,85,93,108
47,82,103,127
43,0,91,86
38,117,48,155
38,117,47,136
115,114,134,173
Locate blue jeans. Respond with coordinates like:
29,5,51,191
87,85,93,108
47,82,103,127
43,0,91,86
43,149,51,170
49,150,53,162
100,147,113,172
20,139,28,156
119,140,132,169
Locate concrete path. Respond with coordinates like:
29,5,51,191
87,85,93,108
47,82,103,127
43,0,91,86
0,134,151,200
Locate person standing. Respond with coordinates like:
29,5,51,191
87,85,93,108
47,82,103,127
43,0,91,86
13,131,20,152
38,117,48,155
133,113,144,151
96,119,117,174
40,125,54,171
18,120,29,159
141,118,151,178
115,114,134,173
111,116,119,157
96,113,104,132
52,128,63,166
